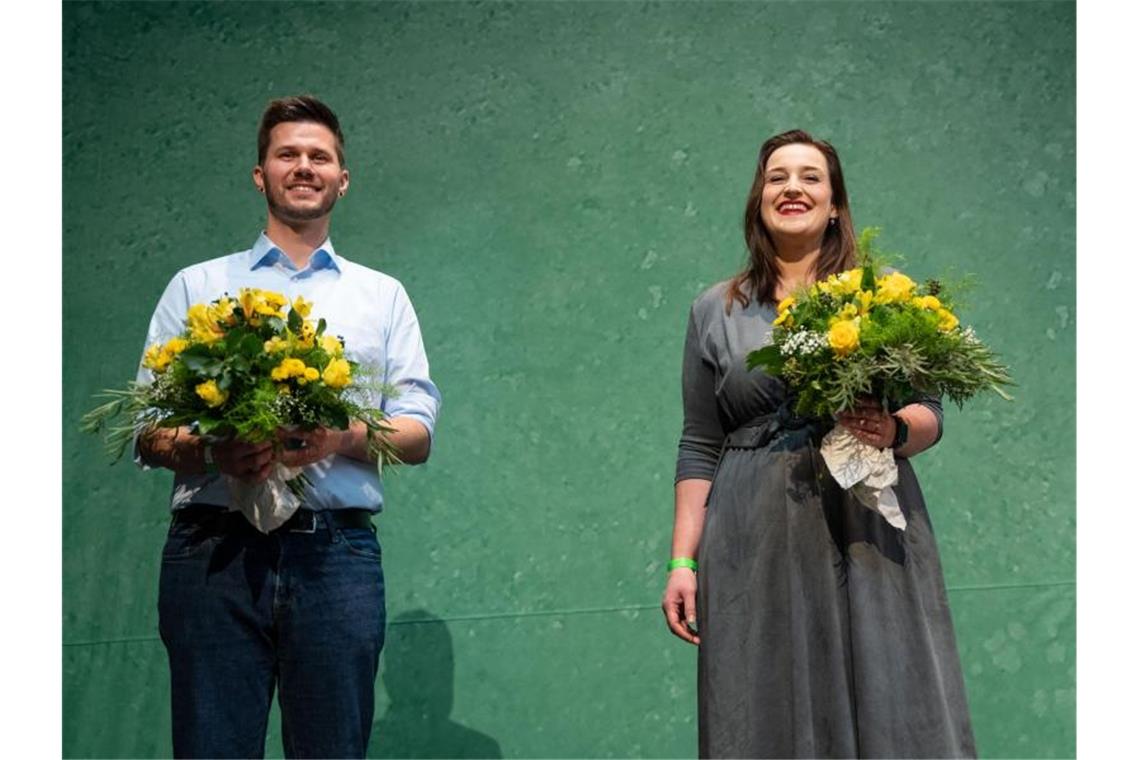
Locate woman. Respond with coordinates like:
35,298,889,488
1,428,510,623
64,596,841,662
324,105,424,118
661,130,976,758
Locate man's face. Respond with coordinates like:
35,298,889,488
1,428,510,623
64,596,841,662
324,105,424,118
253,121,348,224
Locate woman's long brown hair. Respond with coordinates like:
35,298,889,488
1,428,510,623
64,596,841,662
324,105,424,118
725,130,858,311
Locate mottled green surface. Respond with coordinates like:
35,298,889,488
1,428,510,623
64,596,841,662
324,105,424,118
63,2,1075,757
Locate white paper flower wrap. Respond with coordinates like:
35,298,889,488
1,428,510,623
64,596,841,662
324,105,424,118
225,462,305,533
819,426,906,530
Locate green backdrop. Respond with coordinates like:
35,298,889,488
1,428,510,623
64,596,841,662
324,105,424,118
62,1,1075,757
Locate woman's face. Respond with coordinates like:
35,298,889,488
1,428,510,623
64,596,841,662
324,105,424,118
759,143,837,250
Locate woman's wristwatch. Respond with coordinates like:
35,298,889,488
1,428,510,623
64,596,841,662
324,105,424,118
890,414,909,449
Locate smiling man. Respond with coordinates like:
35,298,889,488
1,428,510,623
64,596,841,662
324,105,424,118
135,95,441,759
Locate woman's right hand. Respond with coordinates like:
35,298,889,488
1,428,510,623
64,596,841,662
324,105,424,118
662,568,700,645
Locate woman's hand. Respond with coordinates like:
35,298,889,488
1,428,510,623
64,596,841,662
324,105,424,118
837,397,896,449
662,567,700,645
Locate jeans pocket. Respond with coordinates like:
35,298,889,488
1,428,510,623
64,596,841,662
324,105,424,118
336,525,382,560
162,519,223,560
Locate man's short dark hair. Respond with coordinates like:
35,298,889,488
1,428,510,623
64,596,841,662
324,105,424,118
257,95,346,165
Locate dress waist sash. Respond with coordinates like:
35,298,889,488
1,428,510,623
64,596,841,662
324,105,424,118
723,402,827,450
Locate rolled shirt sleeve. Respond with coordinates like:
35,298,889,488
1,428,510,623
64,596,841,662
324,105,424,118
380,284,441,440
132,270,193,469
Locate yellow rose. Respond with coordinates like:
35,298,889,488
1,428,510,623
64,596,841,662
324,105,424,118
834,268,864,296
827,319,860,356
263,336,289,354
142,343,171,372
164,337,189,355
936,308,959,332
320,334,343,356
911,294,942,311
292,295,313,319
195,380,228,408
874,272,917,304
322,358,352,389
298,366,320,385
271,357,307,381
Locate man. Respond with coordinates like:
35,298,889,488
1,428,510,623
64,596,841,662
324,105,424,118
136,95,441,758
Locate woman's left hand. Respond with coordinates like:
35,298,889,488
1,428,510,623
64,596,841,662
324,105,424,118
837,397,896,449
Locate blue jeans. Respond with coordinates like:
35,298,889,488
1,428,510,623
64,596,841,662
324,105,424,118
158,510,386,759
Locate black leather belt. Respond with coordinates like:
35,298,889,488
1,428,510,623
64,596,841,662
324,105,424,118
174,505,374,533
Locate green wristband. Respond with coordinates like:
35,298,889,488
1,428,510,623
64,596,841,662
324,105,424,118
667,557,698,573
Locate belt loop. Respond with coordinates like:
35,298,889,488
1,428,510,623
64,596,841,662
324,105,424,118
322,511,338,542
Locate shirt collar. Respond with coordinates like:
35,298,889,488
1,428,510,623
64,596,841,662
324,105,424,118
248,232,342,273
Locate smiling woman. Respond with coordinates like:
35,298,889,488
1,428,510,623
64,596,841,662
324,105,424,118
662,130,977,758
759,144,838,253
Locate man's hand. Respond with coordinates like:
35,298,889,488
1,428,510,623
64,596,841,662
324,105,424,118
276,427,344,469
212,439,276,482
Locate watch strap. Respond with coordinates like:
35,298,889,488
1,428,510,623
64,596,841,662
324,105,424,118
202,442,219,473
890,414,909,448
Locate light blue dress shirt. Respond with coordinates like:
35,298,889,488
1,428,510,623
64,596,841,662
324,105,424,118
136,232,442,512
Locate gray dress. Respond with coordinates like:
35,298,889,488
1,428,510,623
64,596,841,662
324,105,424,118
676,283,976,759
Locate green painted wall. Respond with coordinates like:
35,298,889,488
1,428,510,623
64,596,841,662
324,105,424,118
63,2,1075,757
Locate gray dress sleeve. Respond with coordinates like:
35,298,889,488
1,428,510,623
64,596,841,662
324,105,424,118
675,304,727,482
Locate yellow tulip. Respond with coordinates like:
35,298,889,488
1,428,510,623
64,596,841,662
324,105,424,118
208,298,236,325
187,303,222,344
297,320,316,349
292,295,313,318
238,288,263,320
322,358,352,389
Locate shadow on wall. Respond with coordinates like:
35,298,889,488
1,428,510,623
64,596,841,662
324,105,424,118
369,609,502,759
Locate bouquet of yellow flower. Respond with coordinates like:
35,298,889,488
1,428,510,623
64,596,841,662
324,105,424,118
747,229,1013,528
83,288,397,530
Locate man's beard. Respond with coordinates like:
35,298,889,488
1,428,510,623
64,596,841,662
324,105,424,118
264,178,340,222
